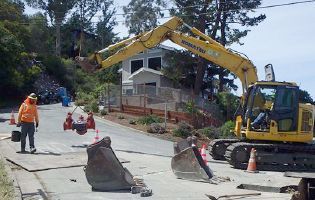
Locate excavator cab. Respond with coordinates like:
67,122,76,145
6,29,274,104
242,83,299,135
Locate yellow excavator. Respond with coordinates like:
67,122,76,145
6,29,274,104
77,16,315,171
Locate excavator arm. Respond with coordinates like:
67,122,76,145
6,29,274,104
76,17,183,71
76,16,258,91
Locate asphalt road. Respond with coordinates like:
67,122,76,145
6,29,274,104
0,104,295,200
34,104,173,156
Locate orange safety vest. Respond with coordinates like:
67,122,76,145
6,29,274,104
18,99,39,123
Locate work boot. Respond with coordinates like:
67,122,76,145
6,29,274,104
30,147,36,154
17,149,26,154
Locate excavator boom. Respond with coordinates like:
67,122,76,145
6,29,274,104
76,16,257,91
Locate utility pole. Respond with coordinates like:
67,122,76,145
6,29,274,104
120,71,123,112
107,84,111,113
164,100,167,129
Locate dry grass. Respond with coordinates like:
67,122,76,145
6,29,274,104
0,159,14,200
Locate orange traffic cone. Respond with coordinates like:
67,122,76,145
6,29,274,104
200,144,207,165
246,148,258,173
93,129,100,144
9,110,16,125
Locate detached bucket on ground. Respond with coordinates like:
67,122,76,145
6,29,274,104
171,138,213,182
85,137,135,191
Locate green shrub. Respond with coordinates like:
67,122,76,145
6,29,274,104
147,123,166,134
220,121,236,138
90,100,99,113
83,104,91,112
137,115,162,125
75,91,95,105
75,99,85,106
173,122,192,138
100,109,107,116
84,100,99,113
198,126,219,139
184,100,200,115
216,92,240,121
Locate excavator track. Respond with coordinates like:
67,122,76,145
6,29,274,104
208,139,240,160
225,142,315,171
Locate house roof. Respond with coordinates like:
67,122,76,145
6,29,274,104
122,80,133,84
157,44,176,51
128,67,163,80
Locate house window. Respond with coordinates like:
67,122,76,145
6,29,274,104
131,59,143,73
145,82,156,86
148,57,162,70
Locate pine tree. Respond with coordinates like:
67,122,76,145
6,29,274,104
123,0,166,35
170,0,265,95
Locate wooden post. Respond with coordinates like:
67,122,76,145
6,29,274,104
164,100,167,129
107,84,111,113
143,84,146,115
192,94,196,128
120,74,123,112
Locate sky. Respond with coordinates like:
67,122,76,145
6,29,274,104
25,0,315,98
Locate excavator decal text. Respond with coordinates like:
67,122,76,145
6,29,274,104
206,49,220,58
181,40,206,54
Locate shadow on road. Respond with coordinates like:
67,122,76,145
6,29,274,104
37,107,53,110
71,144,88,148
0,117,9,122
16,151,61,156
23,189,50,200
91,189,132,194
35,151,62,156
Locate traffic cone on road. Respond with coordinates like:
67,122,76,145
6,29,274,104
93,129,100,144
200,144,207,165
9,110,16,125
246,148,258,173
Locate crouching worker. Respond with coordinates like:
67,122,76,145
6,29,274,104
17,93,39,154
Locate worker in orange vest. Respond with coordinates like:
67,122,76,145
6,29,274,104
17,93,39,154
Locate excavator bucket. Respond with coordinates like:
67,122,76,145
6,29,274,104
75,56,99,72
173,137,196,154
85,137,135,191
171,139,213,182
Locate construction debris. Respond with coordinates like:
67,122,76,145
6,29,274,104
140,188,153,197
205,192,261,200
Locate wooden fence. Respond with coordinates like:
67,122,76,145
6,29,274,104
110,104,221,127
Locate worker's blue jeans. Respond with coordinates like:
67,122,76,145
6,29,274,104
21,122,35,151
251,112,266,128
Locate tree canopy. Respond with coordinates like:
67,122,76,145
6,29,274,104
123,0,166,35
169,0,266,95
0,0,118,104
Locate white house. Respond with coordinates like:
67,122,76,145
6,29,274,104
120,44,175,95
